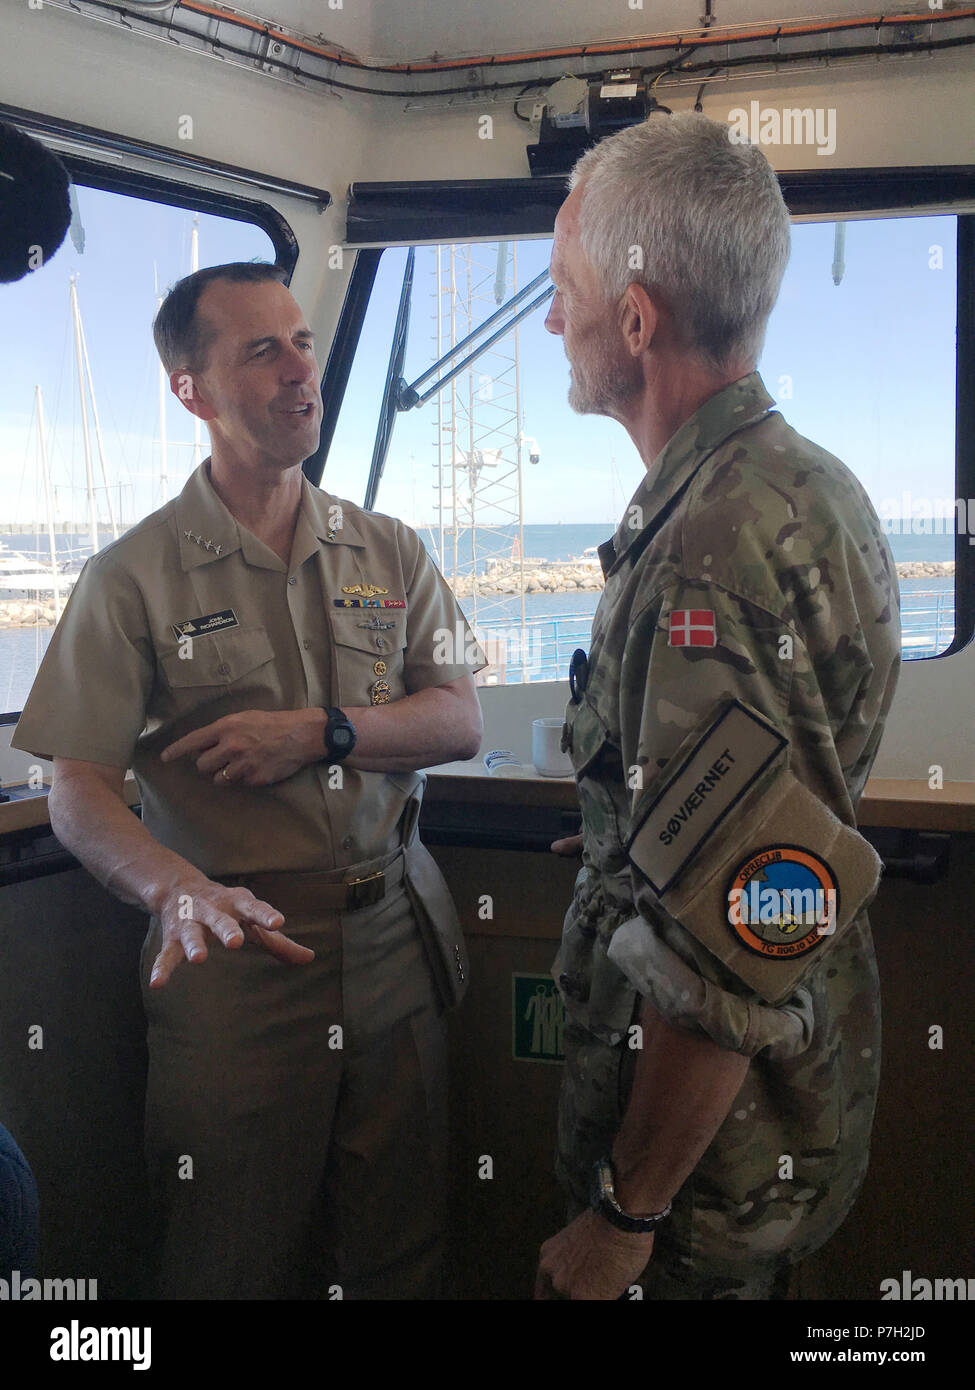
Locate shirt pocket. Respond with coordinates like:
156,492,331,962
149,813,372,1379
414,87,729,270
158,626,276,712
564,696,628,870
329,610,407,707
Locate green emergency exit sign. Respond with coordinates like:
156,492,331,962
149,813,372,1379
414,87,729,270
512,973,566,1063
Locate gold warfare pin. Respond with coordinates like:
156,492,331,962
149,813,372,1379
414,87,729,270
342,583,389,599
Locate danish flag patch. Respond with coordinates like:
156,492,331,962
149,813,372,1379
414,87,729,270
668,609,717,647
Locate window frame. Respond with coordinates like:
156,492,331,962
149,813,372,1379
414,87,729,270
54,152,300,275
324,169,975,662
0,147,302,722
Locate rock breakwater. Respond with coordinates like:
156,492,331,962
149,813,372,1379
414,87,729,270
0,559,956,627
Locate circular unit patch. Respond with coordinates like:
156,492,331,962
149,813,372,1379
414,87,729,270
725,845,840,960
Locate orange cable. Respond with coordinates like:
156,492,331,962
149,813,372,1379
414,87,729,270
173,4,975,75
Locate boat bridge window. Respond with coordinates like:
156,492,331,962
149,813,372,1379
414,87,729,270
324,213,962,685
1,180,278,718
2,181,968,717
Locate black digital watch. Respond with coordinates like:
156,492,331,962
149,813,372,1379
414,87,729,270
323,706,357,763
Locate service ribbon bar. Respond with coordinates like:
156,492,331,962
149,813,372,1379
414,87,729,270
333,598,407,608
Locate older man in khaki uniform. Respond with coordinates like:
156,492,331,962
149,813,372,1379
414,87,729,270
535,114,900,1300
13,262,484,1299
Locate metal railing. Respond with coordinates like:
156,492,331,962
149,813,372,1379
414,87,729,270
473,612,594,685
473,587,955,683
899,587,955,658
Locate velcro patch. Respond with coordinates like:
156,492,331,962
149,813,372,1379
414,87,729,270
625,699,882,1004
627,700,787,895
668,609,716,646
171,609,238,641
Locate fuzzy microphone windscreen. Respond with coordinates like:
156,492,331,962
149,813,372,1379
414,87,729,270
0,120,72,284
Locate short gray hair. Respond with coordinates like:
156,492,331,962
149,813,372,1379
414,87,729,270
568,111,791,375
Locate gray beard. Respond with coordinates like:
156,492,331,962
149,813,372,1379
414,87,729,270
567,363,639,419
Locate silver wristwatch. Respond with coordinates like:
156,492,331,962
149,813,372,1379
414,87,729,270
590,1157,672,1234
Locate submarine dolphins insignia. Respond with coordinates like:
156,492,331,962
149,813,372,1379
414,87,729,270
358,616,396,631
342,583,389,599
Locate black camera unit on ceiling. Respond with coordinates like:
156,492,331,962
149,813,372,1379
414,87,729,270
527,71,668,177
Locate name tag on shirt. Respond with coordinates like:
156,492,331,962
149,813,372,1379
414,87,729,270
171,609,240,641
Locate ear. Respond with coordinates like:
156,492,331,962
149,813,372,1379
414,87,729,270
169,369,217,422
620,283,658,357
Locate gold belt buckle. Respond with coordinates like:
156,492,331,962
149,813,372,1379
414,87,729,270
346,869,385,911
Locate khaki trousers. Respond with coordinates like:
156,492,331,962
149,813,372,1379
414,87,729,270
139,855,447,1300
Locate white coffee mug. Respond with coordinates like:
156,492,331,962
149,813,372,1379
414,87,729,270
532,718,573,777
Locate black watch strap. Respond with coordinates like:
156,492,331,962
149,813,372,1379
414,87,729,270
323,706,356,762
590,1158,672,1234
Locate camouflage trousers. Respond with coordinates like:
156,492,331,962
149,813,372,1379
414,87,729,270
556,1017,796,1301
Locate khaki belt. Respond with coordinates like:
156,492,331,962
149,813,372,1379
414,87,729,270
220,850,406,915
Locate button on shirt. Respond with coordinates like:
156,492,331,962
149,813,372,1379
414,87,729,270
13,461,485,876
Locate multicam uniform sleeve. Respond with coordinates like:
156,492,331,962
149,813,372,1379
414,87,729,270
607,577,826,1059
398,523,488,691
11,553,154,769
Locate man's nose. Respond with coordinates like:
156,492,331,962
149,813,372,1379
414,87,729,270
544,295,564,336
282,345,316,382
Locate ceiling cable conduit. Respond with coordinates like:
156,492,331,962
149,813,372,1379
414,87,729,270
41,2,975,99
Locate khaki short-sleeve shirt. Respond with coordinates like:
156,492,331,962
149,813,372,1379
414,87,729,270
13,461,485,875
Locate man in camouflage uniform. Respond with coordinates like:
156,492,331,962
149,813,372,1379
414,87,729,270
534,113,900,1300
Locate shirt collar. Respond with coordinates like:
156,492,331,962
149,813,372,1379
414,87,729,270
174,461,242,570
604,371,776,575
174,461,366,572
296,475,366,556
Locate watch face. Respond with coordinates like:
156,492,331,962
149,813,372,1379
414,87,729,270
331,725,354,754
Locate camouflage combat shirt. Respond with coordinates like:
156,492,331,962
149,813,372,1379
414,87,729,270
556,371,901,1267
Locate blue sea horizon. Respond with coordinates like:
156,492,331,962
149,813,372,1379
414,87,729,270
1,519,958,569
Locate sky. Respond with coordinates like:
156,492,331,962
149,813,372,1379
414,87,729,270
0,182,958,533
329,216,958,528
0,191,275,531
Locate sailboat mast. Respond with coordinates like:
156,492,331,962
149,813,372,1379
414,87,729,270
157,290,168,504
77,311,119,540
191,215,203,469
69,274,99,558
435,245,445,572
35,384,63,621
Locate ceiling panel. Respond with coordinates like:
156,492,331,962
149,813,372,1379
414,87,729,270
245,1,924,64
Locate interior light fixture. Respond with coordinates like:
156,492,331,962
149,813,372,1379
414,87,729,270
104,1,178,13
